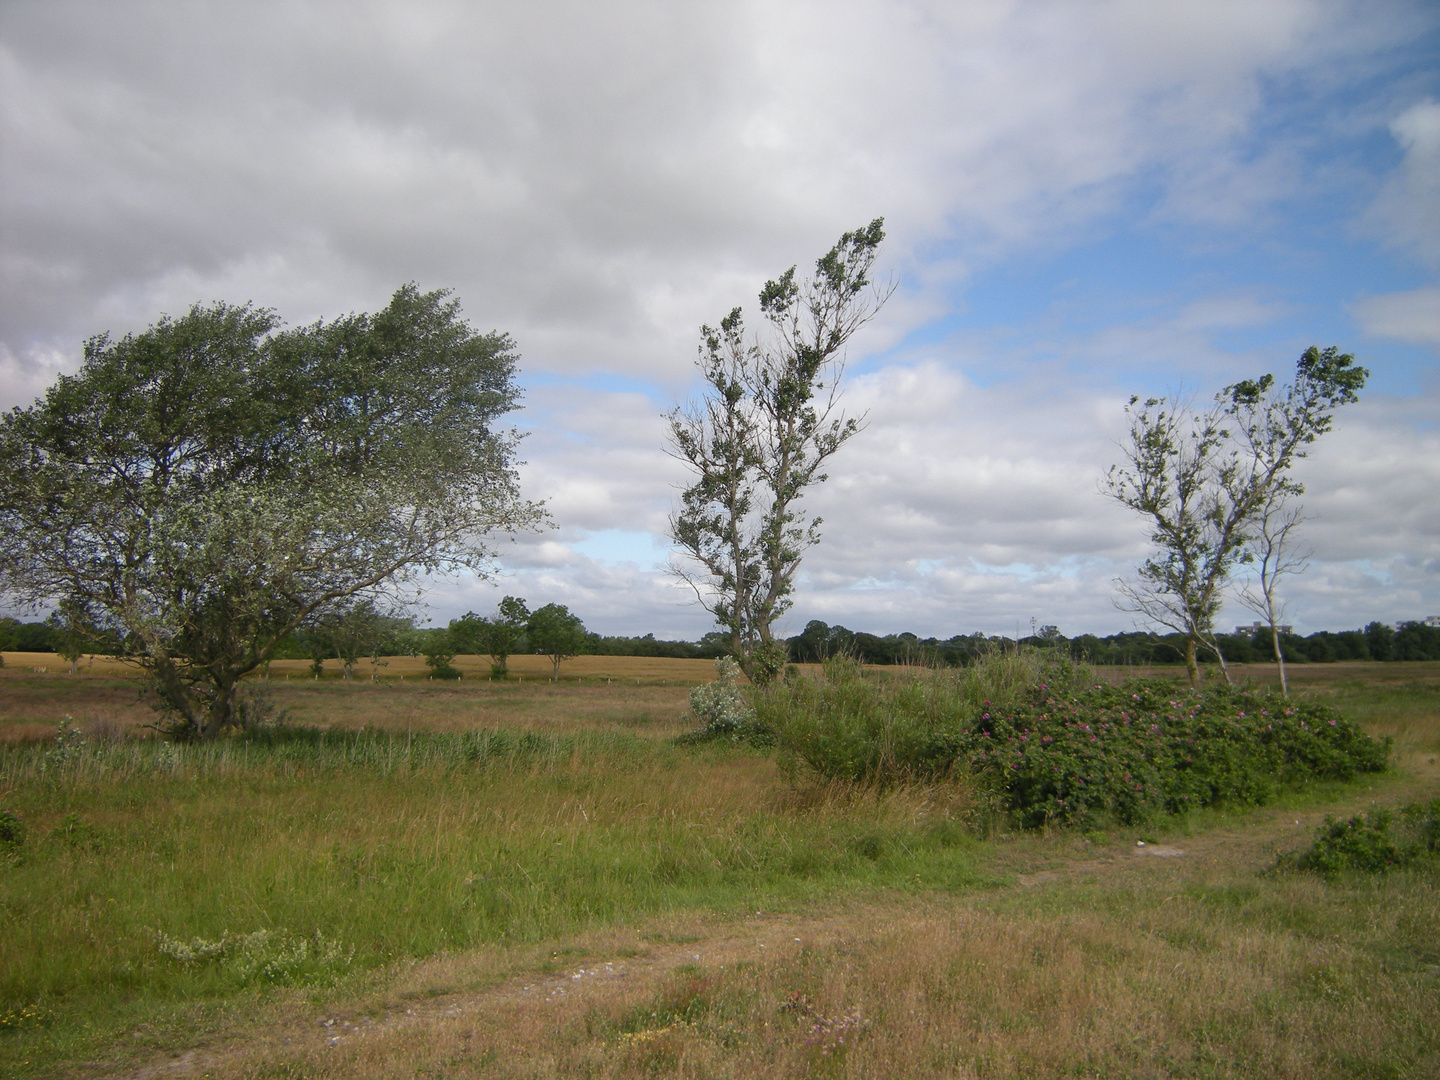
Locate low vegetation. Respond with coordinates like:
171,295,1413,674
1287,799,1440,877
758,653,1388,826
0,656,1436,1078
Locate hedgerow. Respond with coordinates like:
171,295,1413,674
957,681,1389,826
763,661,1389,827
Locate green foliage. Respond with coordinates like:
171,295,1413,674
451,595,529,678
1293,799,1440,877
0,808,24,851
957,682,1388,827
0,285,541,739
686,656,766,743
746,640,789,687
763,660,1389,827
1106,347,1367,686
668,221,888,673
761,652,1089,787
527,603,587,681
422,628,463,679
316,601,409,680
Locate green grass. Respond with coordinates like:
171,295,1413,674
0,661,1437,1078
0,727,991,1071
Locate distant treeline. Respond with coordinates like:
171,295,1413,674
782,619,1440,666
5,616,1437,665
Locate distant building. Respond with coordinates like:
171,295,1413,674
1234,621,1293,637
1398,616,1440,630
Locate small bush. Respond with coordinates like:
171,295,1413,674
0,808,24,851
686,657,767,743
53,811,106,853
425,653,463,680
1293,799,1440,877
1297,811,1401,875
235,685,290,731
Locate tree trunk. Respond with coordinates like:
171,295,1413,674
1184,636,1200,688
550,656,560,682
1212,640,1234,686
1269,620,1289,697
202,681,237,740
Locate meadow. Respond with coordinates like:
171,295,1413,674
0,655,1437,1079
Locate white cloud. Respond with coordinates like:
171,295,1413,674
2,1,1419,386
1371,99,1440,267
1353,286,1440,346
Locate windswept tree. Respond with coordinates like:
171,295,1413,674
0,285,543,738
668,219,890,682
1105,346,1366,687
1224,345,1367,691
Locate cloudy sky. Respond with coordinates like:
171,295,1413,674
3,1,1437,638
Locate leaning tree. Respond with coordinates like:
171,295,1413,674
667,219,891,682
0,285,543,738
1105,346,1367,687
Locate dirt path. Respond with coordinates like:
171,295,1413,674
98,787,1419,1080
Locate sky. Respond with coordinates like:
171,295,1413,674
2,0,1437,639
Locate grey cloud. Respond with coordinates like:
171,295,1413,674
4,0,1419,398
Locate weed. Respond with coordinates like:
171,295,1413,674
684,656,766,744
153,927,353,987
40,718,86,771
0,1003,55,1034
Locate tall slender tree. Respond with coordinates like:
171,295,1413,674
1234,492,1308,696
1105,346,1367,688
667,220,890,682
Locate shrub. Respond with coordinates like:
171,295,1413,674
763,660,1389,827
1297,811,1401,875
235,685,290,731
0,808,24,850
685,657,768,744
759,651,1092,785
1293,799,1440,877
957,682,1388,827
425,653,463,680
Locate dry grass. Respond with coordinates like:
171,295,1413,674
0,651,719,683
4,658,1438,1079
0,654,711,742
92,832,1440,1080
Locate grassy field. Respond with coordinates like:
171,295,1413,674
1,657,1437,1078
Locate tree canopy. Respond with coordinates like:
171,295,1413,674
526,603,587,682
0,285,542,737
